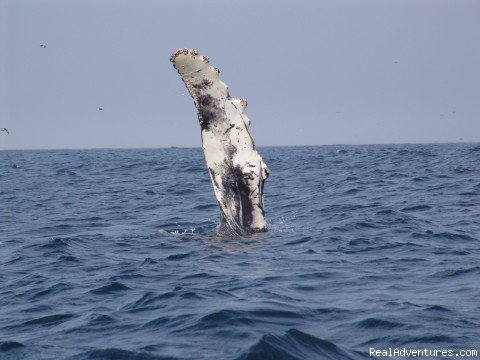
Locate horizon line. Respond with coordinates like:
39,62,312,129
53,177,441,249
0,140,479,151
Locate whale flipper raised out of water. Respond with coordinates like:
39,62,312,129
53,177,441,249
170,49,269,235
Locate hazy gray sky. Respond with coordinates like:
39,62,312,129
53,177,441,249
1,0,479,149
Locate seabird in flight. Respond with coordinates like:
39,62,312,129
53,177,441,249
0,128,9,134
40,44,47,48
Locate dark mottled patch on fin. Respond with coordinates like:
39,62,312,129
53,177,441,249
196,94,222,130
192,79,213,89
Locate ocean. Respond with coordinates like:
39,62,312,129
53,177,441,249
1,144,479,359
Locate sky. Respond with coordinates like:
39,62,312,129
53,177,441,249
1,0,479,149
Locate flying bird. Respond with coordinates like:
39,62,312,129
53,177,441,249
0,128,9,134
98,107,103,111
40,44,47,48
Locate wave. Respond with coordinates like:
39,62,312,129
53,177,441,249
166,253,191,261
423,305,451,312
31,282,72,299
70,348,176,360
23,313,75,327
355,317,405,329
90,282,131,294
236,329,367,360
0,341,25,352
400,204,432,212
431,266,480,279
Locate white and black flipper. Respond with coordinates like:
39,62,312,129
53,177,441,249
170,49,269,235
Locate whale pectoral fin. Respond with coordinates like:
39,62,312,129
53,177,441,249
171,49,268,235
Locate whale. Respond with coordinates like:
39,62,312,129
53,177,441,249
170,49,269,235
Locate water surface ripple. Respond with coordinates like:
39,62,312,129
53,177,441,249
1,144,479,359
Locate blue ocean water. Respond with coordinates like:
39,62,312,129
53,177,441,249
1,144,479,359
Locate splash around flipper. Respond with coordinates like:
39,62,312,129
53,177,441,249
170,49,269,235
